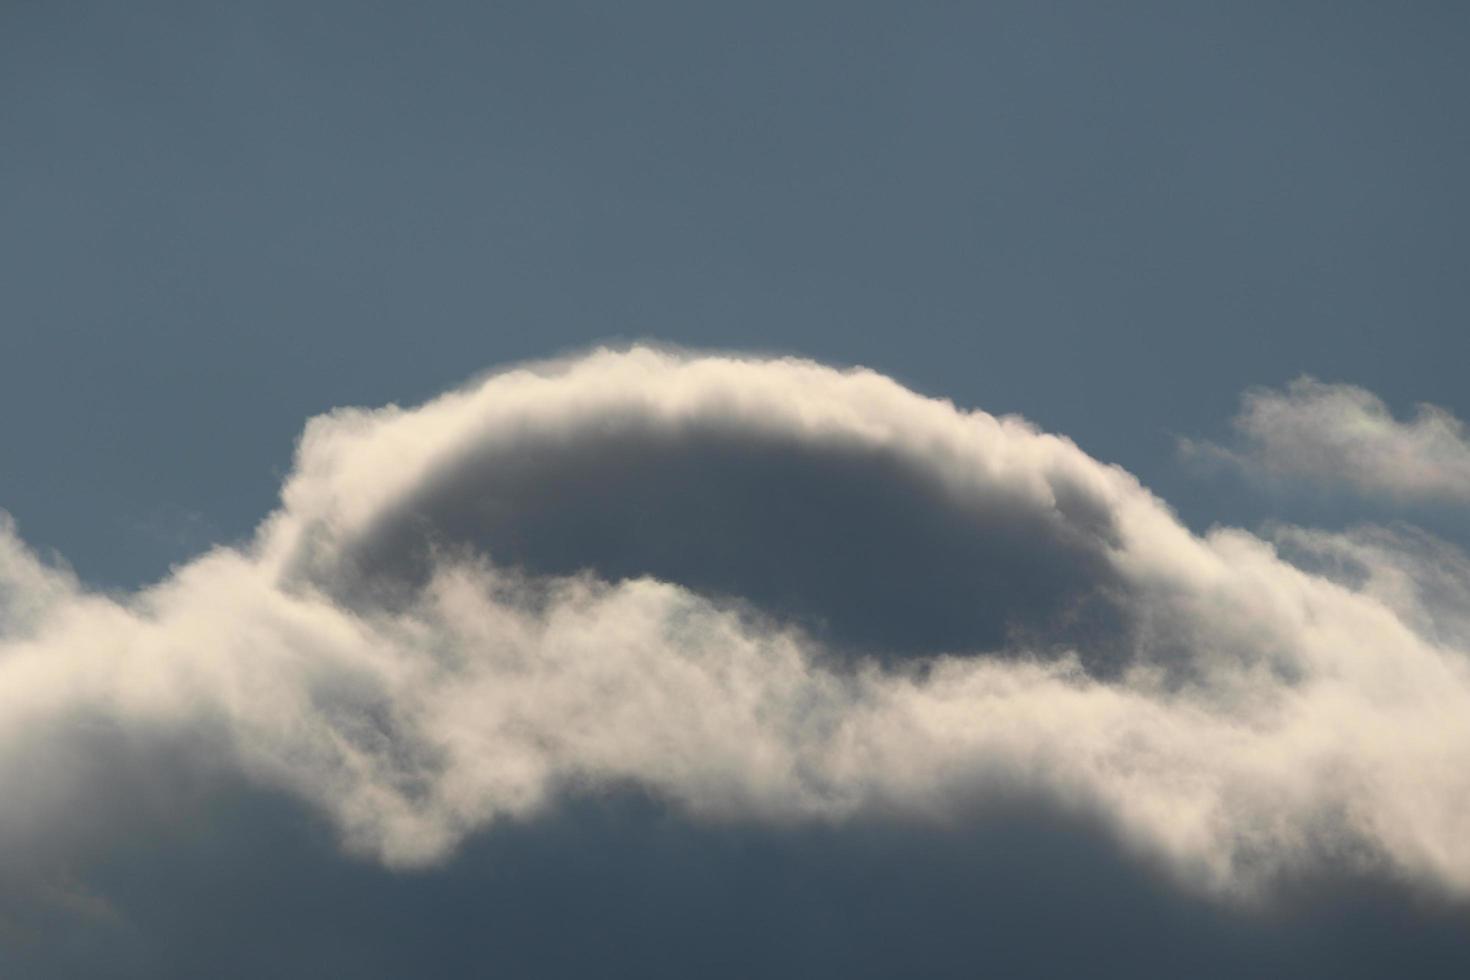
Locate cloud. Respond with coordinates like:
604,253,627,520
10,783,1470,980
3,347,1470,968
1268,523,1470,649
1182,376,1470,505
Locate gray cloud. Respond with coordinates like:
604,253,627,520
310,407,1129,670
7,779,1470,980
3,348,1470,971
1182,377,1470,505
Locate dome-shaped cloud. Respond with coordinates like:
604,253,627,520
275,349,1141,669
2,347,1469,907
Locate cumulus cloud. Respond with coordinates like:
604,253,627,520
3,347,1470,925
1182,376,1470,505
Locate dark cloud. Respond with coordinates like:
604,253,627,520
318,416,1131,670
5,775,1469,980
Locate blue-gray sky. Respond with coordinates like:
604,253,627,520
5,0,1468,586
3,3,1470,977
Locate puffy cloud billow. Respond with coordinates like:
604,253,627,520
1182,376,1470,506
3,348,1470,971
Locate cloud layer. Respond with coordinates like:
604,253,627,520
1183,376,1470,505
3,348,1470,919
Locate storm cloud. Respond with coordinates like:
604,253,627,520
3,348,1470,973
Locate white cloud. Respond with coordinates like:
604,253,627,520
1183,376,1470,505
1267,522,1470,651
3,348,1470,899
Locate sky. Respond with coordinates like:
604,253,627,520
2,2,1469,976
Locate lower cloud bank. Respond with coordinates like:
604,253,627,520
4,779,1469,979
